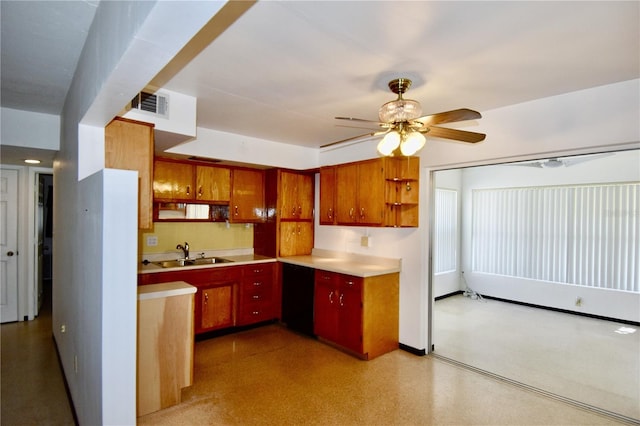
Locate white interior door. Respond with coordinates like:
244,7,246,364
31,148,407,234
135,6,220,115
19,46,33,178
1,169,19,323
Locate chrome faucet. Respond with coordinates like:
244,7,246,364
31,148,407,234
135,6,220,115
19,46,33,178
176,242,189,259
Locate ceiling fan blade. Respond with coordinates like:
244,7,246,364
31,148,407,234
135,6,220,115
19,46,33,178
321,131,386,148
425,126,486,143
415,108,482,126
335,116,385,124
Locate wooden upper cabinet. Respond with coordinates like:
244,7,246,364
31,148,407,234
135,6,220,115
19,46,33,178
336,159,384,226
323,157,419,228
196,165,230,203
153,159,194,201
280,171,313,220
105,117,154,230
279,221,313,257
230,168,265,223
335,163,358,224
319,166,336,225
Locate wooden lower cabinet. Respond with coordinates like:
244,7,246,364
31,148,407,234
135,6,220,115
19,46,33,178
200,284,234,330
314,270,399,360
138,262,278,335
239,263,277,325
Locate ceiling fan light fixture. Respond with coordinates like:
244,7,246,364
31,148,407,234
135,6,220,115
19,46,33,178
400,131,426,156
377,131,401,156
378,99,422,123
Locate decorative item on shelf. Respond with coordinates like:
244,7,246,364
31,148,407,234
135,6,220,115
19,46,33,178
323,77,486,157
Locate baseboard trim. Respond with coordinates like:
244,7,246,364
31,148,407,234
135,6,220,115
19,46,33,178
399,343,426,356
481,295,640,327
52,335,79,426
434,290,464,301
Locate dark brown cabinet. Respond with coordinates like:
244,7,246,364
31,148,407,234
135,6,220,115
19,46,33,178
238,263,277,325
138,262,278,335
313,269,400,360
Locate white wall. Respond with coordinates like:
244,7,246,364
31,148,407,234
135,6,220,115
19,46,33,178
318,79,640,352
168,126,319,170
53,1,229,423
459,150,640,322
0,108,60,150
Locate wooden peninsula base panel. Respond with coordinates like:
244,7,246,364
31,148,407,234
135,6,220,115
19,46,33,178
137,282,196,417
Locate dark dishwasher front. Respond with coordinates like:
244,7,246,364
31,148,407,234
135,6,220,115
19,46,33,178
281,263,315,337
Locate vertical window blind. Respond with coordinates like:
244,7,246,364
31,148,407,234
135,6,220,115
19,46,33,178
434,189,458,274
471,183,639,292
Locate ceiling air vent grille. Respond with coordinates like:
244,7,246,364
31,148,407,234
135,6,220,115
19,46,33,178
130,91,169,118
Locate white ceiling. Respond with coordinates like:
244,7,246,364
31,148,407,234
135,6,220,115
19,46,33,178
2,1,639,166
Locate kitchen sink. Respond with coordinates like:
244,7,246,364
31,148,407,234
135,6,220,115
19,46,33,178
153,257,233,268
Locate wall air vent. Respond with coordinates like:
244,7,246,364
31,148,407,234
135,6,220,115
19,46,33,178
130,91,169,118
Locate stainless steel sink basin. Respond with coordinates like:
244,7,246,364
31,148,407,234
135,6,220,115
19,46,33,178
153,257,233,268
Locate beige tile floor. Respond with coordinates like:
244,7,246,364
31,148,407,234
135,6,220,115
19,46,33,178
433,295,640,422
1,290,633,425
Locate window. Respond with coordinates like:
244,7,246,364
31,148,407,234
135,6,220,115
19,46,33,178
434,189,458,274
471,183,639,292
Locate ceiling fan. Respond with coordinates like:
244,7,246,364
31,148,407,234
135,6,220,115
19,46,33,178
322,78,486,156
510,153,614,169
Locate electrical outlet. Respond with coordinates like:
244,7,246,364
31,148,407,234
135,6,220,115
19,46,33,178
146,236,158,247
360,236,373,247
60,324,66,333
575,297,583,307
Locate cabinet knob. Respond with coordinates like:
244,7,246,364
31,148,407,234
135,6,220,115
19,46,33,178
186,185,190,196
198,186,203,197
253,282,262,286
292,206,297,216
329,290,334,304
6,251,14,257
349,207,355,219
327,208,333,220
252,295,260,300
360,207,365,219
252,311,260,315
234,206,239,216
339,293,344,307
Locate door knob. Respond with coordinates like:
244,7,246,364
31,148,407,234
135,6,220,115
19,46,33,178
7,251,14,256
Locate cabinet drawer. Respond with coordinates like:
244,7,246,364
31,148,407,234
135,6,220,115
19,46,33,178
337,274,362,291
244,263,274,278
315,269,336,284
241,283,273,303
195,266,242,283
239,303,274,324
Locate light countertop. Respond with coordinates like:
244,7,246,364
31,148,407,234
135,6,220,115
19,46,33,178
138,254,276,274
138,281,197,300
279,249,401,277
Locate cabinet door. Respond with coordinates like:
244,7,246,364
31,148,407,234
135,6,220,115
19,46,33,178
154,160,194,201
279,221,313,256
279,171,299,220
230,168,264,222
356,159,384,225
297,173,314,220
200,284,234,331
335,163,358,225
337,276,363,353
314,273,339,342
319,167,336,225
105,118,154,230
196,165,230,202
280,172,313,220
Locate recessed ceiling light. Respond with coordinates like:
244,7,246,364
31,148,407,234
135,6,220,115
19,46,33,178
24,159,41,164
